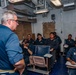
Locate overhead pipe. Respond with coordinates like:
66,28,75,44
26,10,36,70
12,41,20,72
44,0,46,8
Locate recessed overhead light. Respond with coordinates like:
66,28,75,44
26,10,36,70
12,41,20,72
50,0,62,6
34,8,49,14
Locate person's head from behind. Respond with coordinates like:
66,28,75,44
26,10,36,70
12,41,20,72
49,32,55,39
37,33,42,40
27,34,31,40
53,32,57,36
53,32,57,38
75,41,76,47
68,34,72,40
1,10,18,31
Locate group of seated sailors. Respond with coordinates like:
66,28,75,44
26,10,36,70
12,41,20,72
20,32,62,66
20,32,76,75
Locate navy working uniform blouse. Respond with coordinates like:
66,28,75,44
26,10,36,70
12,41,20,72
65,39,75,49
34,38,45,45
0,24,23,70
67,47,76,62
45,38,59,50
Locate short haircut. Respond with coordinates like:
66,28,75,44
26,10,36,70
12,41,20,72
1,10,17,24
53,32,56,35
37,33,42,36
68,34,72,37
22,39,29,44
50,32,55,35
27,34,31,36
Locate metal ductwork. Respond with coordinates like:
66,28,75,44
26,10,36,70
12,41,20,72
31,0,38,5
33,0,49,14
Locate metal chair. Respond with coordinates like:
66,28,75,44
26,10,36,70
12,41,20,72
28,45,52,75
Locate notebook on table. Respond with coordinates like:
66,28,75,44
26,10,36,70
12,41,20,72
66,61,76,68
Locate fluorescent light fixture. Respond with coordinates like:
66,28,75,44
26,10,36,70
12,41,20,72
34,9,49,14
8,0,24,3
50,0,62,6
63,2,75,7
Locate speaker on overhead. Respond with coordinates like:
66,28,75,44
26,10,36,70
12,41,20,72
51,14,55,20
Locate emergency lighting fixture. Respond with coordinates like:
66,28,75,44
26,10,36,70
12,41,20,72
50,0,62,6
8,0,24,3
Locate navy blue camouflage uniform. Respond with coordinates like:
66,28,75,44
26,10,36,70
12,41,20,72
0,24,23,75
66,47,76,75
64,39,75,54
34,38,46,45
45,38,59,67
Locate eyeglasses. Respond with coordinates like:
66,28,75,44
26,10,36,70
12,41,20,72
10,19,18,23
